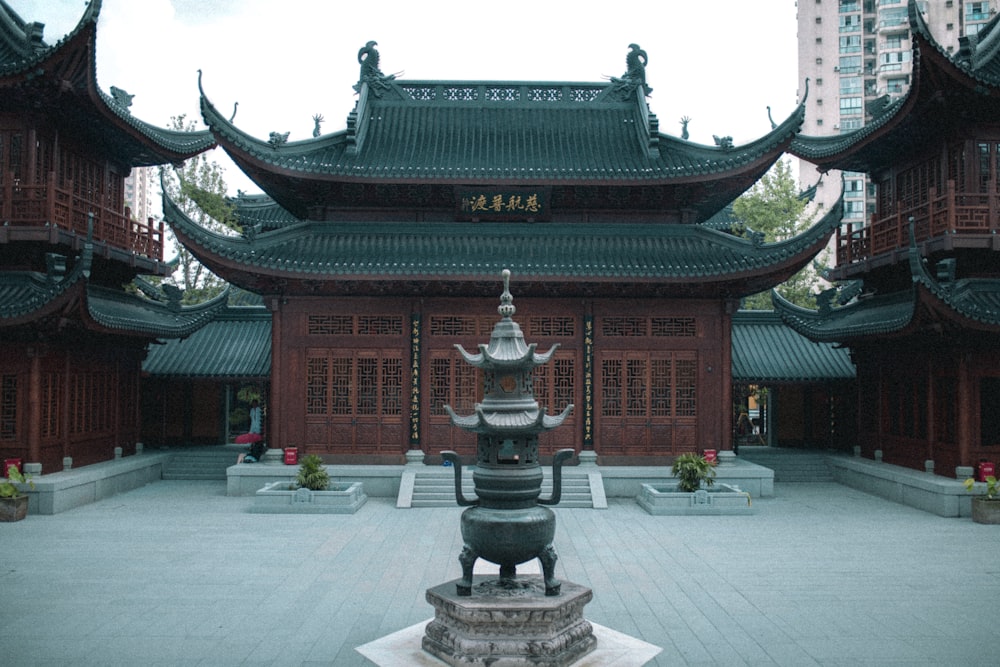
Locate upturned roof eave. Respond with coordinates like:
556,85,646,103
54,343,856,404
0,1,215,166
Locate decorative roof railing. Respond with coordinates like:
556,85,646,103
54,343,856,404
396,82,607,104
835,180,1000,267
1,172,164,260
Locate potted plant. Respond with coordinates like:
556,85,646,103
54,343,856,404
671,452,717,492
0,467,34,522
964,475,1000,524
296,454,330,491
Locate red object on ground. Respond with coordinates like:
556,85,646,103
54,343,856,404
283,448,298,465
4,458,22,476
703,449,717,463
979,460,996,482
235,433,262,445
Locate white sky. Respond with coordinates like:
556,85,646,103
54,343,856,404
11,0,802,197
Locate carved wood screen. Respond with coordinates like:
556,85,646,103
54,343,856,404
596,351,698,455
304,349,405,454
0,374,16,443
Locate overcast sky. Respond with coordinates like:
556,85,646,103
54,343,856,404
11,0,801,196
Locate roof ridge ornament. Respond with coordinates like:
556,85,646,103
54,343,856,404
607,43,652,101
354,40,396,97
498,268,515,319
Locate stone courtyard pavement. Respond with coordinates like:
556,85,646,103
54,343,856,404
1,480,997,666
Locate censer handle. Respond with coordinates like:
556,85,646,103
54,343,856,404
440,451,478,507
538,448,575,506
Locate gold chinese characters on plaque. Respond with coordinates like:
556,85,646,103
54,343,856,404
456,188,550,221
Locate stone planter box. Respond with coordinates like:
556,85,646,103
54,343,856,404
251,481,367,514
636,483,753,515
970,496,1000,524
0,495,29,521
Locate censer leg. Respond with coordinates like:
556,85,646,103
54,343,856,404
457,545,477,596
539,544,561,596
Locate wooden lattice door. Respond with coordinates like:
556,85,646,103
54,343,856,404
596,350,698,456
304,349,405,455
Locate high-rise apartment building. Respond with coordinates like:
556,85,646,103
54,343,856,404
124,165,154,223
797,0,997,225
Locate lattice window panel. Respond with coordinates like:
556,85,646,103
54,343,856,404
675,358,697,417
69,370,115,435
600,353,697,419
601,359,622,417
444,87,478,101
402,86,436,100
0,374,16,441
532,355,574,412
601,317,648,337
625,358,647,417
650,317,696,337
40,372,62,439
306,356,329,415
428,315,494,338
430,355,480,415
570,88,601,102
525,316,576,338
529,87,563,102
308,314,403,336
358,315,404,336
307,351,403,417
308,314,353,335
486,87,520,102
650,359,673,417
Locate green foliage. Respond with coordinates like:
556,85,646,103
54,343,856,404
296,454,330,491
965,475,998,500
670,453,717,492
161,114,239,304
731,159,830,309
0,467,34,499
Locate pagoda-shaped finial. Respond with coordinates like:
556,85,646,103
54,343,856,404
498,268,515,319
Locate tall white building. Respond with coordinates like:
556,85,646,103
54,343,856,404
797,0,997,227
124,166,154,223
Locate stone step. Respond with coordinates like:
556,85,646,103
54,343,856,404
737,449,836,483
161,448,236,481
407,468,596,508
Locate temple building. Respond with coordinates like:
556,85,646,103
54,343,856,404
0,2,222,473
782,1,1000,475
163,42,842,464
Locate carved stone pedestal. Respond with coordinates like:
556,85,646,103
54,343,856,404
423,575,596,666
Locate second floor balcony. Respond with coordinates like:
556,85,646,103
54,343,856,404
0,172,164,261
834,180,1000,274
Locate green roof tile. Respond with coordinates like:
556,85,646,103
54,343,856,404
142,307,271,378
731,311,855,381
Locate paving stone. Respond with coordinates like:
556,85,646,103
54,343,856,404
0,480,998,666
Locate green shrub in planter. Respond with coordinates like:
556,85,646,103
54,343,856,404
670,453,717,492
296,454,330,491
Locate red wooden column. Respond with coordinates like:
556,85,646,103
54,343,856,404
956,352,972,469
720,301,735,452
26,348,41,465
268,298,284,449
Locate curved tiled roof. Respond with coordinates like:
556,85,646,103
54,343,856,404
0,0,214,166
0,237,227,337
790,1,1000,173
731,310,855,381
774,242,1000,343
83,284,229,338
163,187,841,298
200,60,804,221
203,81,803,184
772,288,917,343
142,307,271,378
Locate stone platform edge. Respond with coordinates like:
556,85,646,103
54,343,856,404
227,457,775,501
18,452,172,515
828,456,975,517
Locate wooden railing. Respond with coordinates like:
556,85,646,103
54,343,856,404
1,172,163,261
836,180,1000,266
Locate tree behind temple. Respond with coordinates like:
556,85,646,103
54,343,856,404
731,159,829,309
160,115,238,303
